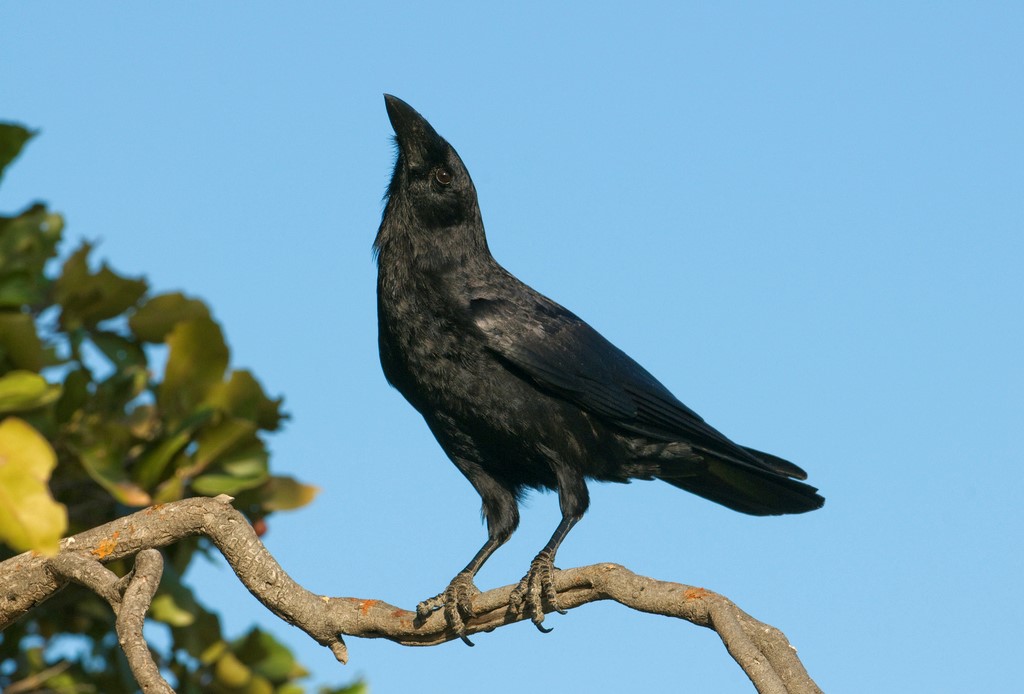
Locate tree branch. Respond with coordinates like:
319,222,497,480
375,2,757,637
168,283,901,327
116,550,171,694
49,549,173,693
0,497,822,693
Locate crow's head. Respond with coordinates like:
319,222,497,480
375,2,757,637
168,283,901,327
380,95,481,234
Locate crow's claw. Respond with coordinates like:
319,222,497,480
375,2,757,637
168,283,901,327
508,551,562,631
416,572,480,646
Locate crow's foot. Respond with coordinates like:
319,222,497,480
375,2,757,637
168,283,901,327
416,572,480,646
508,551,564,632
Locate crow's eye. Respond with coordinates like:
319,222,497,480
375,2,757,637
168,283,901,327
434,168,452,185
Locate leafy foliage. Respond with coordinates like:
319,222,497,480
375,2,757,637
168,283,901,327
0,124,358,693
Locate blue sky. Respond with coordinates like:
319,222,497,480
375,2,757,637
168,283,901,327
3,3,1022,692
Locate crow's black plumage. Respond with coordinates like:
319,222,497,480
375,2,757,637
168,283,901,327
374,95,823,640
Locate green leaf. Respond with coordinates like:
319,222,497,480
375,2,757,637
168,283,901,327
90,330,147,369
53,367,90,424
93,364,150,415
52,242,148,330
160,316,229,417
72,425,152,507
152,473,186,504
190,416,258,474
0,204,63,309
159,565,228,663
0,123,35,183
191,443,269,496
258,476,319,512
0,312,45,371
133,408,215,490
129,292,211,343
0,370,62,413
201,639,229,666
150,593,196,627
213,652,273,694
232,628,307,683
191,472,265,496
0,417,68,554
319,682,369,694
205,369,286,431
190,471,267,497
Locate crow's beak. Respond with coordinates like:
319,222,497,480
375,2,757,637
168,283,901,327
384,94,441,170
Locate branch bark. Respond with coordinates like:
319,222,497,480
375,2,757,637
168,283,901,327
0,496,822,694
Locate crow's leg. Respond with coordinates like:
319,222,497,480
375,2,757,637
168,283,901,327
416,536,502,645
416,465,519,645
509,471,587,631
508,514,580,631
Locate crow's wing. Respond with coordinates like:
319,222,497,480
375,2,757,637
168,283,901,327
470,295,806,479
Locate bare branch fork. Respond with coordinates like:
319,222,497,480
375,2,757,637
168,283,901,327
0,497,822,694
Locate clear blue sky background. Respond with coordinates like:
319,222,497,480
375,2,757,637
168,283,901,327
3,4,1022,692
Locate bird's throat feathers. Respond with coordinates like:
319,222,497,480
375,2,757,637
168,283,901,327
375,194,491,279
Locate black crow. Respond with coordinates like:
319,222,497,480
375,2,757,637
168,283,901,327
374,95,823,642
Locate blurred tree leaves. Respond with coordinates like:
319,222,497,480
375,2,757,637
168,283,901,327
0,370,61,412
130,291,211,342
52,242,149,330
0,122,354,693
0,123,35,184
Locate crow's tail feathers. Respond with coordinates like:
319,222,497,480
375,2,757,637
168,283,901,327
739,446,811,480
656,447,824,516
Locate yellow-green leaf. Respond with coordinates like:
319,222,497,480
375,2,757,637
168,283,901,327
205,369,286,431
160,316,229,417
133,408,215,489
0,312,45,371
0,370,62,413
159,567,226,661
77,447,152,507
233,627,306,682
68,420,152,507
0,204,62,308
190,416,257,474
152,474,186,504
150,593,196,627
53,243,148,330
191,470,267,497
259,476,319,512
191,442,269,496
325,682,369,694
201,639,229,666
0,417,67,554
214,651,274,694
129,292,211,343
